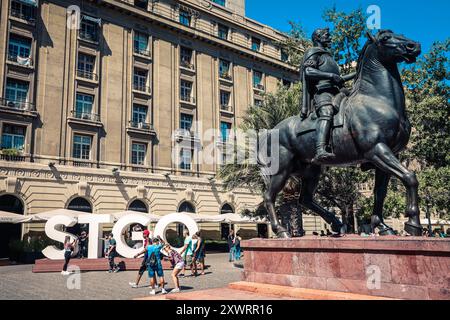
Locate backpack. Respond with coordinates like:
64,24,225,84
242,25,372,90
146,251,158,268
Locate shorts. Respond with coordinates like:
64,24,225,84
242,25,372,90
174,261,185,270
184,255,193,266
148,264,164,278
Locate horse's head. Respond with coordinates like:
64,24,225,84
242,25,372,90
367,30,421,65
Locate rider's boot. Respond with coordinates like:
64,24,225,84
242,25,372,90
312,118,336,164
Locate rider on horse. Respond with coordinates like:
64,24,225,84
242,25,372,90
300,28,356,164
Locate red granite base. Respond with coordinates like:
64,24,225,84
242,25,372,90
241,236,450,300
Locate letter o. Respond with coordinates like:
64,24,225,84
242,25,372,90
154,213,199,251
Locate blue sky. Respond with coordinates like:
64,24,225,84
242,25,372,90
246,0,449,52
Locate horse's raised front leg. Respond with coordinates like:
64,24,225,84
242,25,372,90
263,169,291,239
371,169,396,235
366,143,422,236
299,167,346,234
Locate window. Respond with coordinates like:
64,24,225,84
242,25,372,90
6,79,29,103
179,10,191,26
10,1,36,22
180,148,192,170
218,24,229,40
180,80,193,102
254,99,263,107
75,93,94,117
134,31,150,56
220,91,230,108
212,0,226,6
8,34,31,63
180,113,193,131
80,17,99,42
281,48,289,62
134,0,148,10
251,37,261,52
1,124,26,150
131,142,146,165
219,59,231,79
253,71,263,88
77,53,96,79
180,47,193,69
73,135,92,160
220,122,231,142
132,104,148,125
133,68,148,92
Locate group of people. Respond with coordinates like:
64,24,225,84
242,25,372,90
128,229,207,295
227,229,242,262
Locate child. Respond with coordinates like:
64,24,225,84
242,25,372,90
162,244,185,293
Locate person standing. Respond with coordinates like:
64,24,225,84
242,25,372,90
129,229,151,288
162,244,184,293
227,229,236,262
78,231,88,259
193,231,206,275
234,231,242,261
61,236,77,275
179,230,194,277
106,233,120,273
147,237,167,295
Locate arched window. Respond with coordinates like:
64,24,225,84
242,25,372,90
128,199,148,213
67,197,92,213
0,194,24,258
178,201,195,213
220,203,234,214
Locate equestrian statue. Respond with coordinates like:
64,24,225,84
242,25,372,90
258,29,423,238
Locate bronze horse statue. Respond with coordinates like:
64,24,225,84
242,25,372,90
259,30,423,238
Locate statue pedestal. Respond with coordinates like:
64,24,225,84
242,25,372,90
241,236,450,300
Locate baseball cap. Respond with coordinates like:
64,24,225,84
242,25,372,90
143,230,150,237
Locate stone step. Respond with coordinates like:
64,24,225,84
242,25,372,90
228,282,396,300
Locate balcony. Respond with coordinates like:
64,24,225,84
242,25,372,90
79,30,98,43
72,160,94,168
7,54,33,68
127,121,156,136
68,110,102,127
0,98,37,116
180,60,195,71
180,95,196,106
0,152,26,162
216,137,233,149
10,8,36,24
133,47,151,58
133,83,151,95
220,104,233,114
254,84,265,92
175,129,200,145
219,72,232,82
76,69,99,82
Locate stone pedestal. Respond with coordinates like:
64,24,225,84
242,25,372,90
241,236,450,300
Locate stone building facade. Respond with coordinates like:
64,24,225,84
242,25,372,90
0,0,301,252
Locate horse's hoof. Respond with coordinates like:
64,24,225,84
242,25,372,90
331,223,346,234
404,222,423,236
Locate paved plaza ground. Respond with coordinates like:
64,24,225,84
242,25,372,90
0,253,242,300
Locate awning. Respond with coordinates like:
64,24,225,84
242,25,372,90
17,0,38,7
420,219,450,226
28,209,85,222
82,15,102,26
0,211,33,224
111,211,161,223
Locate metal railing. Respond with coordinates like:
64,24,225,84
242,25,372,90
254,84,265,91
129,121,154,130
10,8,35,23
72,160,93,168
7,54,33,67
0,98,35,111
219,72,232,81
79,30,99,42
180,95,196,104
134,47,151,57
133,83,151,93
220,104,233,112
0,153,26,162
76,69,99,81
71,110,101,122
180,60,195,70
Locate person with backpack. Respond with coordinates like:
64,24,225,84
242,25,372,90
146,236,167,295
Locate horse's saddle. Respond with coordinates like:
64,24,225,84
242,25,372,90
296,92,348,136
